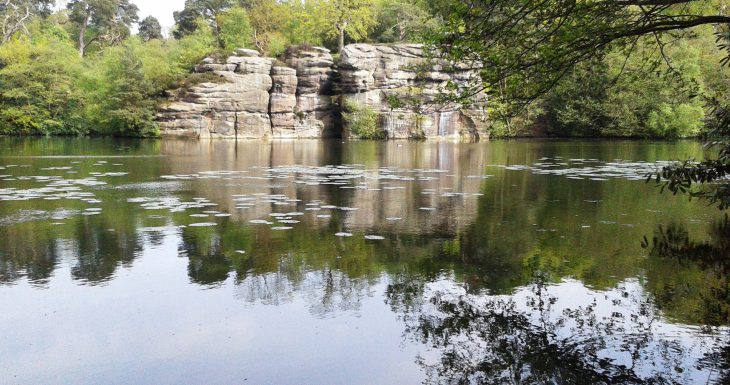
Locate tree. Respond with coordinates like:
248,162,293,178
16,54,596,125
138,15,162,42
371,0,438,43
91,41,159,137
0,0,53,44
0,20,85,135
67,0,139,57
245,0,293,54
217,6,252,50
431,0,730,110
429,0,730,208
541,38,711,138
172,6,198,39
326,0,376,53
173,0,234,48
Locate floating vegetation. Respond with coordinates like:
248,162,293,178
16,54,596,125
497,158,674,181
188,222,217,227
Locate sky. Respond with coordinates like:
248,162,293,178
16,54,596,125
55,0,187,34
132,0,187,31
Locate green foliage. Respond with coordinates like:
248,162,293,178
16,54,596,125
540,32,723,139
67,0,139,56
84,40,159,137
138,16,163,42
342,98,384,139
0,21,85,135
168,20,217,72
647,103,704,138
218,6,253,50
0,5,222,138
327,0,377,51
370,0,440,43
385,93,405,110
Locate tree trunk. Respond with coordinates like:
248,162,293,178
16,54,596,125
215,23,223,48
78,12,90,57
213,14,224,49
337,23,347,53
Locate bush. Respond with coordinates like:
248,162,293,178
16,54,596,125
341,99,385,139
647,103,705,138
0,21,86,135
218,7,253,50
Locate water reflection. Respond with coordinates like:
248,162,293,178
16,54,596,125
0,138,728,384
644,216,730,327
389,274,727,384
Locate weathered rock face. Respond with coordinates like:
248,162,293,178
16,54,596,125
282,46,338,138
157,44,488,139
157,52,274,139
337,44,488,139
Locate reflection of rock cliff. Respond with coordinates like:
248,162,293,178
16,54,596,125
157,45,488,140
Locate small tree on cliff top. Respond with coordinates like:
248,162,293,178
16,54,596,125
326,0,376,53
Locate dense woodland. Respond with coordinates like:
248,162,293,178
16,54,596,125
0,0,728,140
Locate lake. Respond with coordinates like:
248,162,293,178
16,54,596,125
0,138,727,384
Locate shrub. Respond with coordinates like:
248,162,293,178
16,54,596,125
341,99,385,139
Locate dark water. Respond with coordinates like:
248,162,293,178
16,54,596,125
0,138,728,384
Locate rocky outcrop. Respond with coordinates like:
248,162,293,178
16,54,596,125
282,47,338,138
157,44,488,140
337,44,488,139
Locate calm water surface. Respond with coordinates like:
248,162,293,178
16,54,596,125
0,138,728,384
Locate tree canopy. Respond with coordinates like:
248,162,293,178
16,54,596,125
427,0,730,208
138,15,162,42
431,0,730,108
67,0,139,56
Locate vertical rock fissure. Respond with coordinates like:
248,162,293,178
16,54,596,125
267,66,274,137
234,102,239,141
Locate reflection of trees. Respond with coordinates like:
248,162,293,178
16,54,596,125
388,274,728,384
0,225,60,285
234,267,375,316
643,217,730,384
0,215,143,286
644,217,730,326
71,218,141,284
179,227,231,286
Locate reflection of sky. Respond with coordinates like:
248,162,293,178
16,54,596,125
421,279,728,384
1,139,727,383
0,228,422,384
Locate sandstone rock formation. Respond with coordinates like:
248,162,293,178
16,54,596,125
337,44,488,139
157,44,488,140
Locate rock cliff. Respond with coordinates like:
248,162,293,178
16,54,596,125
157,44,488,139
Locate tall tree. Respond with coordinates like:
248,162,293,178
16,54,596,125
67,0,139,57
172,6,198,39
0,0,53,44
138,15,162,41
